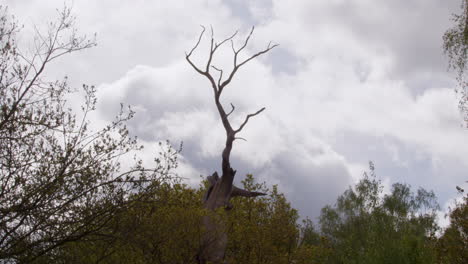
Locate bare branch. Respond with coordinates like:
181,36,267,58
234,107,266,134
234,137,247,142
186,56,206,75
237,43,279,69
206,30,215,72
214,31,238,53
229,27,254,70
226,103,235,117
185,26,208,75
237,26,255,54
205,28,238,75
186,25,205,58
220,41,278,91
211,65,223,87
185,26,221,96
231,185,266,197
230,39,236,57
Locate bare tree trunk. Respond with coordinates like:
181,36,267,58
186,26,277,264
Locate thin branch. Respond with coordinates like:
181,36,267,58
186,56,205,75
211,65,223,87
237,26,255,54
186,25,205,58
205,27,238,75
234,107,266,134
220,42,278,91
185,26,220,95
234,137,247,142
230,39,236,56
237,43,279,69
213,31,238,53
229,26,254,70
226,103,235,117
206,30,215,72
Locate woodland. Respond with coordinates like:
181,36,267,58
0,2,466,264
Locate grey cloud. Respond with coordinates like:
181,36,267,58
95,61,357,219
330,129,468,208
8,0,467,222
225,0,274,26
313,0,458,84
5,0,243,86
183,143,355,220
265,46,306,75
257,149,353,220
262,0,460,96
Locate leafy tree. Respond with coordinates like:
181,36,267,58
42,182,204,264
226,175,300,264
437,186,468,264
226,175,332,264
443,0,468,126
43,175,323,264
319,162,439,264
300,218,321,247
0,6,176,262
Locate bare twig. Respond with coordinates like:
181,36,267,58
234,107,266,134
236,26,255,55
214,31,238,52
220,33,278,93
186,25,205,58
211,65,223,87
226,103,235,117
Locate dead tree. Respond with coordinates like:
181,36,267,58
186,26,277,264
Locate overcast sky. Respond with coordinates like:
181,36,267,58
6,0,467,224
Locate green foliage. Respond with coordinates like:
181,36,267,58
29,166,452,264
45,183,205,264
42,175,324,264
298,218,332,263
226,175,329,264
319,162,439,264
443,0,468,126
443,0,468,78
227,175,300,264
437,187,468,264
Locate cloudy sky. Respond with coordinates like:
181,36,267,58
6,0,467,223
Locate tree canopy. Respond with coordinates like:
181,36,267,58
319,162,440,264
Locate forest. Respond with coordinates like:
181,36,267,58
0,2,467,264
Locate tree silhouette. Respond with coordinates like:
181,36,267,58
186,26,277,263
